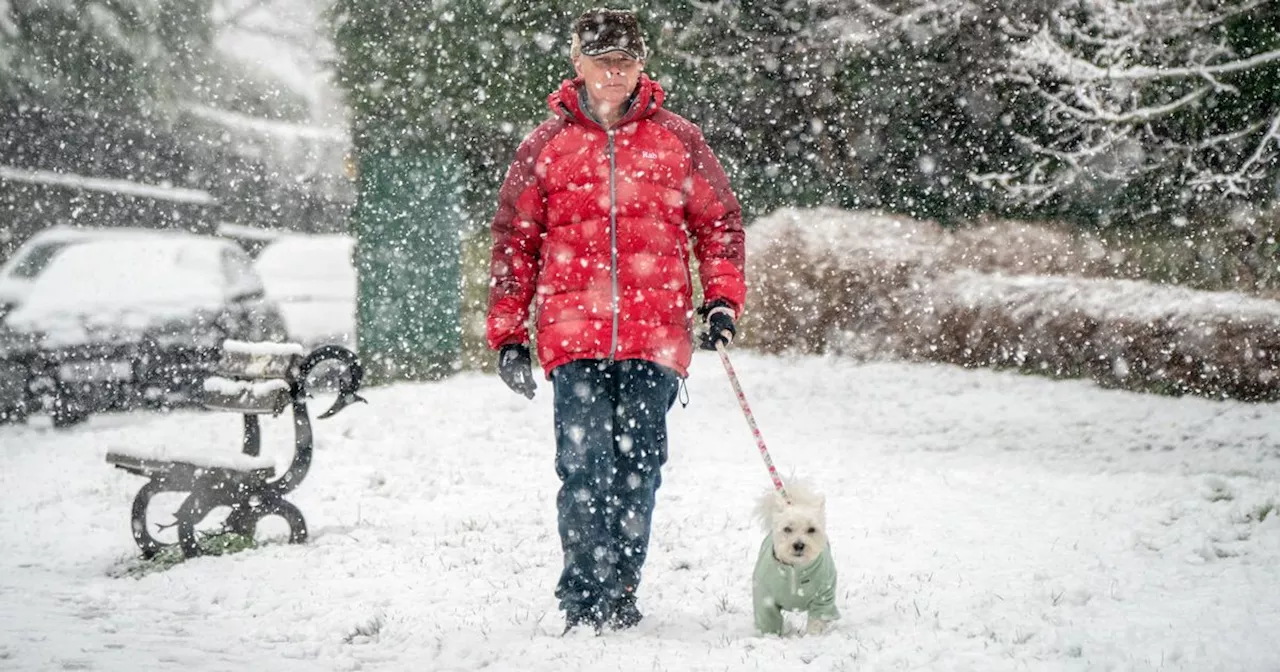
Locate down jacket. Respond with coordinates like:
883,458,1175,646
752,534,840,635
486,74,746,377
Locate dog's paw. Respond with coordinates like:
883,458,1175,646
804,617,829,636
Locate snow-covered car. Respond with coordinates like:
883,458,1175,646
0,324,37,423
254,233,356,348
0,226,185,320
0,236,289,426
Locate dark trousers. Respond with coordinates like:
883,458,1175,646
551,358,680,615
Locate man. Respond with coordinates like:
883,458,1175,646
486,7,745,634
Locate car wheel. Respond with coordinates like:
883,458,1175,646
0,405,28,425
51,396,89,428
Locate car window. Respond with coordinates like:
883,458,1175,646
7,242,74,279
222,247,265,298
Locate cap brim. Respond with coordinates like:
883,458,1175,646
580,46,642,59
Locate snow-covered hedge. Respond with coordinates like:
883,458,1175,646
743,208,1280,401
741,209,937,358
912,273,1280,401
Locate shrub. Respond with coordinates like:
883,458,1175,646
743,207,1280,401
740,208,941,358
912,273,1280,401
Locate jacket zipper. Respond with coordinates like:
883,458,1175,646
606,128,619,361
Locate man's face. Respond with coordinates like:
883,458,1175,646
574,52,643,110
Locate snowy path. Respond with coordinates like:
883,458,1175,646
2,352,1279,671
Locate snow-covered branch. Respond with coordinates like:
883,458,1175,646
985,0,1280,213
814,0,981,49
1064,86,1209,125
1189,110,1280,197
1042,41,1280,83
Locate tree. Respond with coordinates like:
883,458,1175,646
0,0,213,114
971,0,1280,224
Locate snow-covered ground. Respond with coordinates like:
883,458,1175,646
2,351,1279,671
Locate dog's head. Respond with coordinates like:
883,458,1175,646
758,484,828,567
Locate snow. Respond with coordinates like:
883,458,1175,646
750,206,944,267
254,234,356,348
5,239,234,346
202,376,290,397
221,340,306,357
938,271,1280,327
0,166,217,205
216,221,285,242
0,0,15,39
183,104,348,143
2,351,1279,670
212,0,343,128
105,445,275,474
1,226,191,305
206,0,350,183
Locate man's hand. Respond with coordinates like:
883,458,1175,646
498,343,537,399
697,299,737,351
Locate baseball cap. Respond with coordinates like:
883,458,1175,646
574,8,647,60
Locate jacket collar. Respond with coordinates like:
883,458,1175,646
548,74,665,129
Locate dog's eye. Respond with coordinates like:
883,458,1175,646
782,526,792,534
807,527,817,534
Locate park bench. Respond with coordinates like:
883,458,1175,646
105,339,366,559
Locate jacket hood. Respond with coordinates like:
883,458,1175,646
548,73,665,127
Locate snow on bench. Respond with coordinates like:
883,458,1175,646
214,340,306,384
105,445,275,476
202,376,292,414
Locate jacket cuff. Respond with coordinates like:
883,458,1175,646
700,297,739,320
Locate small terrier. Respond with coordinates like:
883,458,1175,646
752,482,840,635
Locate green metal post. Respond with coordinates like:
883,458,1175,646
352,152,462,382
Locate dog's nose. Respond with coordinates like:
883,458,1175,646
792,540,806,552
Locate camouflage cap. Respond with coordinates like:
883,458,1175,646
574,8,647,60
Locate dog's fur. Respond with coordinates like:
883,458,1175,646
752,481,839,636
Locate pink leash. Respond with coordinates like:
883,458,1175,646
714,342,790,503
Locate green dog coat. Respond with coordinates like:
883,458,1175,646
752,533,840,635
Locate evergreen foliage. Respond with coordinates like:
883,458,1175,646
331,1,1279,230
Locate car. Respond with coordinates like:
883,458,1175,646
0,226,191,320
0,235,288,426
0,324,36,424
254,233,356,349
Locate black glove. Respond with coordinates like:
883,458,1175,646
697,299,737,351
498,343,537,399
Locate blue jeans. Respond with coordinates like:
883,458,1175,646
551,359,680,616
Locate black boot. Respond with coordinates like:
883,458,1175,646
608,594,643,630
563,605,605,636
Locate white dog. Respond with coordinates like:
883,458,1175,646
752,482,840,635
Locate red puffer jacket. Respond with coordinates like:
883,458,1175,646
486,74,746,377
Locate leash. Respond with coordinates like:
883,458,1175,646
714,341,790,504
